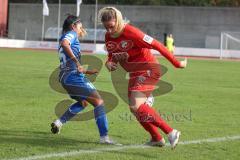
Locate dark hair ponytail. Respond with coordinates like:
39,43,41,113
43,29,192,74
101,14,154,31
62,14,80,34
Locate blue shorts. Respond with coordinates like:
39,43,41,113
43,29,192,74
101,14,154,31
59,71,96,101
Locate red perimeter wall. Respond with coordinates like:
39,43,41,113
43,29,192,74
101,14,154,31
0,0,8,37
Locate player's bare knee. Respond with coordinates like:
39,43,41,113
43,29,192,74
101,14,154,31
94,98,104,106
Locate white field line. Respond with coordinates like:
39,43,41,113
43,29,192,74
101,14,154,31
3,135,240,160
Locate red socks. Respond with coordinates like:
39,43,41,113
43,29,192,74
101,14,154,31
139,121,162,141
135,103,173,135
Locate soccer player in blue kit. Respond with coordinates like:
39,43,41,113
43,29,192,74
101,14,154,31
51,15,116,144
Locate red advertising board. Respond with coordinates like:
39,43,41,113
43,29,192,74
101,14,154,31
0,0,8,37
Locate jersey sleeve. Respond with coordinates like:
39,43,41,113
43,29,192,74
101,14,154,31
105,34,114,63
61,31,77,45
107,53,113,62
127,25,181,68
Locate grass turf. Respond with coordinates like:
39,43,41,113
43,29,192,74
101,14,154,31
0,48,239,160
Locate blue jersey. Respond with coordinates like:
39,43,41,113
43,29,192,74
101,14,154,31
58,31,81,71
57,31,96,102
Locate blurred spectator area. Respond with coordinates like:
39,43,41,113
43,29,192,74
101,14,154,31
44,27,106,43
7,3,240,48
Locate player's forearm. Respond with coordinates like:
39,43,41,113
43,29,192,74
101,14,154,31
62,44,81,67
152,40,181,68
106,54,113,63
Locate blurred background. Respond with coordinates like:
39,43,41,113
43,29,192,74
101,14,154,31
0,0,240,57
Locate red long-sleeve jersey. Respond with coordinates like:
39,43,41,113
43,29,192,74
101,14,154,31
105,24,181,72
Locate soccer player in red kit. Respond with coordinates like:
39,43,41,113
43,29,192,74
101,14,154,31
99,7,187,148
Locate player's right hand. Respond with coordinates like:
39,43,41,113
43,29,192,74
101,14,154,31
86,69,99,75
180,58,187,68
112,52,129,62
77,65,86,73
105,61,118,71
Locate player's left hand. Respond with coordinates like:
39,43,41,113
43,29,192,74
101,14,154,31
180,58,187,68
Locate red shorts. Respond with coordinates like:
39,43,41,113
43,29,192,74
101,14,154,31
123,60,161,98
128,73,160,97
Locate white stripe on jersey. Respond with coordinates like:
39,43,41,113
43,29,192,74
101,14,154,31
62,38,71,45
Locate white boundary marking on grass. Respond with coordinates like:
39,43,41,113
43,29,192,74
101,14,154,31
3,135,240,160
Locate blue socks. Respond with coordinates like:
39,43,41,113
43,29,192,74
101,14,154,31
59,102,108,137
94,105,109,137
60,102,85,123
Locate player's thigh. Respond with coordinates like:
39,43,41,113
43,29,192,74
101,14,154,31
86,90,104,107
129,91,148,112
62,77,97,102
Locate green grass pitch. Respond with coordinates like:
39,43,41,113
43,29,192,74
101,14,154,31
0,48,240,160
